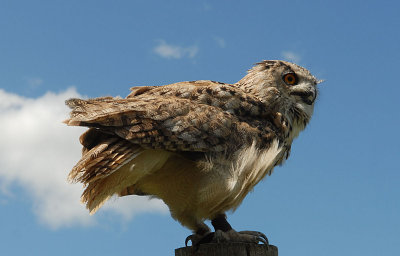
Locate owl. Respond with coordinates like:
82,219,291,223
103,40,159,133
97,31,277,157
65,60,319,246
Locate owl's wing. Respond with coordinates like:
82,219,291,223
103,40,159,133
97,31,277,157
65,82,285,188
65,95,257,153
65,95,230,189
66,81,279,150
126,80,278,119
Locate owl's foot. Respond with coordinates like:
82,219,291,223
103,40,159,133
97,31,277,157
185,213,269,248
185,230,268,247
212,214,268,244
214,229,268,244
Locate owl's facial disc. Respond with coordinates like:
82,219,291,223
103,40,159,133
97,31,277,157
281,70,317,105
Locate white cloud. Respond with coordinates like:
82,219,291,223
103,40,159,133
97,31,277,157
282,51,301,63
0,88,168,229
154,40,198,59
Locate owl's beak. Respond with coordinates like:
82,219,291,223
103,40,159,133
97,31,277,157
317,79,325,85
290,88,316,105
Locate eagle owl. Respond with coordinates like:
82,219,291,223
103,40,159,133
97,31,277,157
65,60,319,245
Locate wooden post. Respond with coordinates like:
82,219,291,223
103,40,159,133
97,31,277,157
175,243,278,256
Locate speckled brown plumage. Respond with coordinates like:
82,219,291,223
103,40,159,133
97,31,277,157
65,60,320,241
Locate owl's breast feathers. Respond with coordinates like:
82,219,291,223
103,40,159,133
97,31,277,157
64,80,295,215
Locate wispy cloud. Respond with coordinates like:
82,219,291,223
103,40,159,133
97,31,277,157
281,51,301,63
203,2,212,11
26,77,43,88
0,88,167,229
153,40,198,59
214,36,226,48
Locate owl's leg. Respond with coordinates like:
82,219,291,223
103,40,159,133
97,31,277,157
210,213,269,245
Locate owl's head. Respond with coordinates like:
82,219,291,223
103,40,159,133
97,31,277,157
237,60,320,119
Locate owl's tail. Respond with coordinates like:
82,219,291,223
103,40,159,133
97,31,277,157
68,127,173,214
67,128,142,213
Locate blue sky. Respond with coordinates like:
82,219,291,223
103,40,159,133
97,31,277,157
0,0,399,255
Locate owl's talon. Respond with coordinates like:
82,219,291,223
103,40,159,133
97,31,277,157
185,232,214,247
185,235,193,247
238,230,269,245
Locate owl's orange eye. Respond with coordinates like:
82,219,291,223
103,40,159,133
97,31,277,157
283,73,298,85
